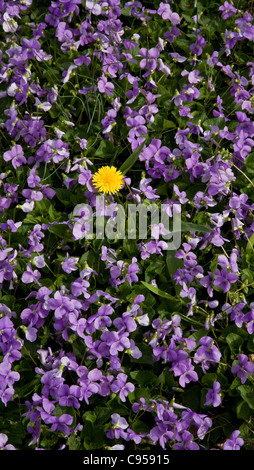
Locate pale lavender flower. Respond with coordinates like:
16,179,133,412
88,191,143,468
98,74,114,96
62,253,79,274
0,433,15,450
231,354,254,384
223,430,244,450
21,263,41,285
111,373,135,402
213,268,238,292
3,145,26,169
0,361,20,389
219,1,237,20
194,336,221,373
157,3,180,24
56,384,81,409
204,381,221,407
126,257,140,285
107,413,129,440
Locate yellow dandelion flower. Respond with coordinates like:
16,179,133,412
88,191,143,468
92,166,124,195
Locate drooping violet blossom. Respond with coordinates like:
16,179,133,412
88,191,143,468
189,35,207,56
231,354,254,384
204,381,222,407
223,430,244,450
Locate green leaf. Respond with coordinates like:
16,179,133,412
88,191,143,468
238,385,254,410
226,333,244,353
201,373,218,387
210,254,218,279
55,187,73,206
157,299,183,315
141,281,178,301
82,421,105,450
180,0,194,10
247,335,254,353
160,368,176,390
49,105,61,118
120,138,147,175
121,7,131,16
22,214,42,224
156,183,169,196
95,407,111,425
166,249,183,278
182,386,200,411
48,223,73,242
95,139,115,158
181,13,194,23
132,419,150,435
15,377,40,398
203,117,226,129
128,386,151,404
130,343,154,365
108,397,130,416
82,411,96,423
246,233,254,254
67,434,81,450
236,400,253,421
163,119,176,130
83,407,111,426
130,370,160,388
0,295,16,310
123,238,139,256
145,259,165,283
229,376,241,392
181,222,212,233
241,268,254,283
174,37,192,53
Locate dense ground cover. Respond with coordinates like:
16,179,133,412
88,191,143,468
1,0,254,451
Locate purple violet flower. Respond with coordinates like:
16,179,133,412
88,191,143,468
204,381,222,407
231,354,254,384
62,253,79,274
0,433,15,450
213,268,238,292
194,336,221,373
21,263,42,285
111,373,135,402
3,144,27,169
223,430,244,450
219,2,237,20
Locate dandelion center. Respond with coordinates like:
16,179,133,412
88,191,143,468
92,166,124,195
